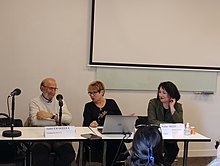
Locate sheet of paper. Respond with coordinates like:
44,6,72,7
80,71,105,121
44,126,75,138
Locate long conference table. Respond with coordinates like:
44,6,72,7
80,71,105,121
0,126,211,166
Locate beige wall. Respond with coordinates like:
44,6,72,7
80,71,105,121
0,0,219,157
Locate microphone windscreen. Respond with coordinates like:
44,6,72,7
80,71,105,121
56,94,63,101
10,88,21,96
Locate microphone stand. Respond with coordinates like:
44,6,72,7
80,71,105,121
58,100,63,126
2,95,21,137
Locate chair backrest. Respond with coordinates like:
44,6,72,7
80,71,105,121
0,113,23,127
24,116,32,127
14,119,23,127
135,116,149,129
0,113,11,127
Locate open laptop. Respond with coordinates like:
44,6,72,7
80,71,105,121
99,115,137,134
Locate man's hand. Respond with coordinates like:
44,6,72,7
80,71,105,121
36,111,52,120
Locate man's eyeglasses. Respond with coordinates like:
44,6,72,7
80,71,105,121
42,85,58,91
88,91,99,96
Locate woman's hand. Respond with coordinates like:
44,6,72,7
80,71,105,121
169,98,176,115
169,98,176,106
89,120,99,128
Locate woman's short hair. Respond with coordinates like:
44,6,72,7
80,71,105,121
157,81,181,101
129,126,163,166
88,80,105,94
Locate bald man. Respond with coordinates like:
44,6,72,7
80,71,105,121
29,78,75,166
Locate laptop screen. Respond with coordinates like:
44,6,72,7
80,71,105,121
101,115,137,134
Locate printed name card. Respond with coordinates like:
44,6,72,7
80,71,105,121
44,126,75,138
160,123,184,138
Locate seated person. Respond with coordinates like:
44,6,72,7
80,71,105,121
147,81,183,166
208,141,220,166
127,126,164,166
29,77,75,166
208,158,220,166
82,80,127,166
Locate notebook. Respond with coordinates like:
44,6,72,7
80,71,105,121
99,115,137,134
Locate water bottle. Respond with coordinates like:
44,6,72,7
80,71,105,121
184,122,191,136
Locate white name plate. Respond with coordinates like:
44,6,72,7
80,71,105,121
44,126,75,138
160,123,184,138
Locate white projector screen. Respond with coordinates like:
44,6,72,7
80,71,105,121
90,0,220,70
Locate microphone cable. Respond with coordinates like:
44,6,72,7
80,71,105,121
7,96,10,117
110,133,128,166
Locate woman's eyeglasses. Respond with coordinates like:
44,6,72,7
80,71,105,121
88,91,99,96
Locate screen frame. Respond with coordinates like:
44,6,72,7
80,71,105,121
89,0,220,71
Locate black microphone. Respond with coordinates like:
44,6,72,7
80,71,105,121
56,94,63,107
10,88,21,96
56,94,63,101
56,94,63,126
3,88,22,137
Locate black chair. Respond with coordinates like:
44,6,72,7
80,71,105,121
135,116,149,128
75,141,103,166
0,113,26,166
